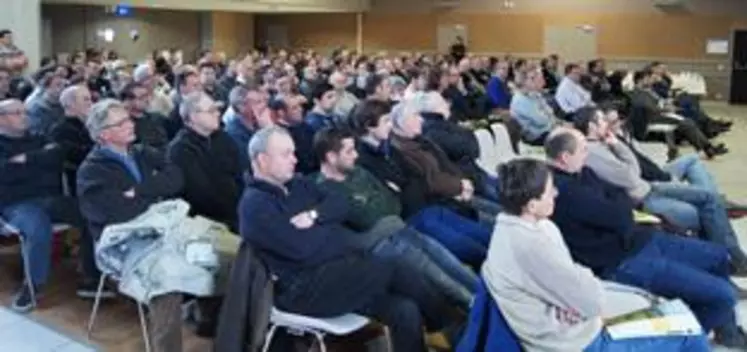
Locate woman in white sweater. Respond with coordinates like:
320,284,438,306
483,158,710,351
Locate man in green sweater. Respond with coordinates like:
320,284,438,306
314,127,476,310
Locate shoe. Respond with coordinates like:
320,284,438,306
724,198,747,219
11,284,37,313
705,144,729,159
76,279,116,299
715,327,747,349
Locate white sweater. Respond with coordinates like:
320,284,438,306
482,214,603,351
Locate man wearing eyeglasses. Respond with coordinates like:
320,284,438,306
167,91,242,232
119,82,169,149
0,98,99,312
77,98,185,351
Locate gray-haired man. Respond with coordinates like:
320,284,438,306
77,98,185,351
0,98,101,312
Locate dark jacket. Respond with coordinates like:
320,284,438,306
132,112,169,149
223,114,255,173
304,110,336,134
0,134,63,207
391,134,465,199
356,138,429,218
239,177,354,278
76,144,184,240
542,68,560,93
26,96,65,136
213,241,273,352
421,112,479,165
550,166,650,276
620,138,672,182
49,117,95,195
167,128,243,231
278,120,318,175
421,112,486,193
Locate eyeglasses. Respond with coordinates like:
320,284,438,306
101,117,131,130
196,106,220,114
0,109,25,116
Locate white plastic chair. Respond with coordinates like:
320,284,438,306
474,128,499,176
489,123,518,164
262,308,388,352
632,139,669,166
87,273,152,352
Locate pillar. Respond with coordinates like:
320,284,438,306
0,0,42,71
356,12,363,54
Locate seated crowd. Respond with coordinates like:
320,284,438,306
2,34,747,351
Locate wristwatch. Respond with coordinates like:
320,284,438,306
308,209,319,221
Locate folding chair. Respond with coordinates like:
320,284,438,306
87,273,152,352
489,123,518,164
0,220,71,310
262,308,390,352
474,128,499,176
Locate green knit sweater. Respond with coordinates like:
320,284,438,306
316,166,403,232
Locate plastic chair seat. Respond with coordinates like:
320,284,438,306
270,308,371,336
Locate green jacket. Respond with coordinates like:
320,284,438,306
315,166,403,232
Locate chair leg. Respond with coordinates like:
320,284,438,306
86,274,108,338
382,326,393,352
138,302,152,352
261,324,279,352
311,331,327,352
17,236,37,308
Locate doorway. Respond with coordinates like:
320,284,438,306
729,29,747,105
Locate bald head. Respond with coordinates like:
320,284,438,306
544,127,587,173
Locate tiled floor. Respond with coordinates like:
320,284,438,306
0,306,97,351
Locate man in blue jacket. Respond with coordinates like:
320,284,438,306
545,127,747,349
0,98,101,312
239,125,450,352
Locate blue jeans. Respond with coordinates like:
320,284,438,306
1,197,99,287
663,154,718,193
584,330,711,352
606,233,738,333
370,227,478,308
408,206,492,267
642,182,747,264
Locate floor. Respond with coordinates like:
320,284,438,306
1,102,747,351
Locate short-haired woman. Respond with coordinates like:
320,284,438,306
482,158,710,351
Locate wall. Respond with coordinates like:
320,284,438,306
253,0,747,99
256,1,747,59
42,4,202,61
255,14,357,54
42,0,369,13
210,12,256,58
3,0,42,71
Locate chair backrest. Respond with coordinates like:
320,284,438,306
473,128,499,175
456,279,522,352
490,123,518,164
503,117,523,154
